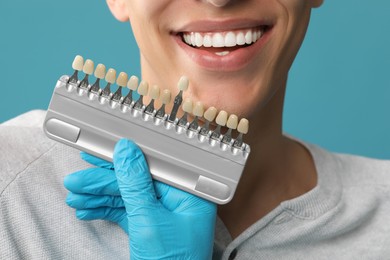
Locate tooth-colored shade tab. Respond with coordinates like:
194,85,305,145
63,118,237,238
72,55,84,71
116,72,128,87
182,98,193,113
105,68,117,84
227,114,238,129
127,76,139,90
83,59,94,75
149,85,160,99
237,118,249,134
215,111,228,126
137,81,149,96
94,64,106,79
178,76,189,91
193,101,204,117
204,107,217,122
160,89,171,104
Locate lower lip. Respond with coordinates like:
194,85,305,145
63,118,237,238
173,29,272,72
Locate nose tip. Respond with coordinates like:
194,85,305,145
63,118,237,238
206,0,230,7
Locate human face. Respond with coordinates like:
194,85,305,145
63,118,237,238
108,0,321,119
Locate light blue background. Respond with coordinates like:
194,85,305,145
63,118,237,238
0,1,389,159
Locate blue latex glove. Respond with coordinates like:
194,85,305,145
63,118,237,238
64,139,216,259
64,151,129,233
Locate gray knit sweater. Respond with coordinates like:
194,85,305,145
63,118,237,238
1,110,390,260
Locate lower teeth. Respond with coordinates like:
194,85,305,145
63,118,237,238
215,51,230,56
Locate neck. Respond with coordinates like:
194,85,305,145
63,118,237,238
217,81,317,240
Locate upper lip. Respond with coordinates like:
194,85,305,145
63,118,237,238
172,19,274,33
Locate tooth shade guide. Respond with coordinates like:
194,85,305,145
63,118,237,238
100,68,117,98
168,76,188,122
111,86,123,102
199,106,217,136
122,75,139,106
105,68,117,84
134,81,149,110
155,89,171,119
65,59,253,154
221,114,238,144
116,72,129,87
69,55,84,84
48,73,251,205
78,59,94,89
89,64,106,94
145,85,160,115
177,98,192,127
233,118,249,148
178,76,189,91
110,72,128,102
72,55,84,71
65,58,251,150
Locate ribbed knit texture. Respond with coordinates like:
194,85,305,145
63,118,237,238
1,110,390,260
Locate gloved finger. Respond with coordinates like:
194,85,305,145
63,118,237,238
113,139,160,212
75,207,128,234
66,192,125,209
154,181,216,214
64,168,121,196
80,151,114,169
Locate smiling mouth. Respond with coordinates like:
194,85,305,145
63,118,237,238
179,26,270,56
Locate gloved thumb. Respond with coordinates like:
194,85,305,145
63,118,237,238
113,139,159,214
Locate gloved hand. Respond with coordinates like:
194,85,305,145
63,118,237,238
64,150,129,233
64,139,217,259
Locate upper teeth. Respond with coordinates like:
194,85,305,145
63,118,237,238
182,29,263,48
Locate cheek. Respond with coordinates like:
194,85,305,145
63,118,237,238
126,0,169,36
276,0,309,11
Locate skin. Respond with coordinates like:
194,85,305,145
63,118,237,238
107,0,323,239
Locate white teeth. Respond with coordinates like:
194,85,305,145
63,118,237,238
224,32,236,47
215,51,230,56
245,31,252,44
182,28,264,48
251,31,257,43
212,33,225,47
203,35,212,47
195,33,203,47
236,32,246,46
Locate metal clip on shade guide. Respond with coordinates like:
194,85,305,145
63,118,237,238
155,89,171,119
111,72,128,102
122,76,139,106
178,98,193,127
145,85,160,115
168,76,189,122
222,114,238,144
233,118,249,148
79,59,94,90
90,64,106,94
188,101,204,131
210,110,228,140
101,68,117,98
134,81,149,110
68,55,84,84
200,107,217,136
